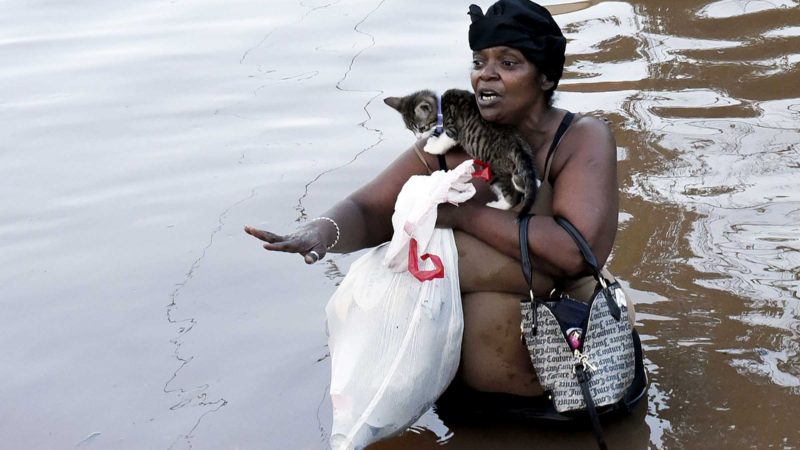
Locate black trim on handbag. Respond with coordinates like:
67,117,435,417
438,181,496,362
518,215,638,450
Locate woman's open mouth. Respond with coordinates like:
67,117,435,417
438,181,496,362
477,89,501,107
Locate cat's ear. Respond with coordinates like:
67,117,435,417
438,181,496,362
383,97,402,111
414,101,433,121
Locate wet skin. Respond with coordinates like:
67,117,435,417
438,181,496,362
246,45,618,396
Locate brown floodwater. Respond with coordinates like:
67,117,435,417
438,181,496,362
1,0,798,448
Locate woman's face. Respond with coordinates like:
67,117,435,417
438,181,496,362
470,46,545,125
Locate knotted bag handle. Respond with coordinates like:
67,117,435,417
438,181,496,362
518,215,622,321
407,238,445,282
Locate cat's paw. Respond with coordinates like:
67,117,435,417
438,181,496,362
486,197,514,210
423,134,457,155
422,136,439,153
486,183,514,210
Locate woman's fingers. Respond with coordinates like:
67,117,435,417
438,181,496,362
244,225,283,243
262,239,306,252
245,224,326,263
244,225,301,251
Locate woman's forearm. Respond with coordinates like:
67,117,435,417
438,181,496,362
453,202,587,279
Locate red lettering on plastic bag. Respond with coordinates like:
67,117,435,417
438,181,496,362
407,238,444,281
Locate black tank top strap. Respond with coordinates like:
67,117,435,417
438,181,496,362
437,154,448,171
543,111,575,183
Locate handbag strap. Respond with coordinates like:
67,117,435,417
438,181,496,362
519,215,534,291
518,215,622,320
554,216,602,275
576,365,609,450
518,215,538,334
554,216,622,321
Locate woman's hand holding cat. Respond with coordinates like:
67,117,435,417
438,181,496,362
244,223,331,264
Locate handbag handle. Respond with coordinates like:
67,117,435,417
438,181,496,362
518,215,538,334
518,215,622,320
519,215,535,295
553,216,602,275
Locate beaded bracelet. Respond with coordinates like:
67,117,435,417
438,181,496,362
311,217,340,250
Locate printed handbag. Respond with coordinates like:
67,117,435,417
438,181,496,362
518,215,637,449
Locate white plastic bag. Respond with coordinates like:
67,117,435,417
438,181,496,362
326,232,461,449
325,160,476,449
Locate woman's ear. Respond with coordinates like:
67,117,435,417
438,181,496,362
540,74,555,92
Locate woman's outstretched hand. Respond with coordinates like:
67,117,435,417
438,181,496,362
244,224,327,264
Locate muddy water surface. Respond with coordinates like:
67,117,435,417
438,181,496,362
1,0,798,448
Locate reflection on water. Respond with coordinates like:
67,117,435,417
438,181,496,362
698,0,797,18
1,0,799,448
562,0,800,447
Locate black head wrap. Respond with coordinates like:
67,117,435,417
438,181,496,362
468,0,566,88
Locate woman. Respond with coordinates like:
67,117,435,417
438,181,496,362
245,0,629,399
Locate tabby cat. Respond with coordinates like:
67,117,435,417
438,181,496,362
384,88,538,216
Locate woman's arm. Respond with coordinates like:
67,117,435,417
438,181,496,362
439,117,619,278
245,141,434,262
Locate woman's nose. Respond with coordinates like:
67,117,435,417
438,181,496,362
478,62,499,80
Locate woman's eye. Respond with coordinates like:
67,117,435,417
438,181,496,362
502,60,518,67
472,59,484,69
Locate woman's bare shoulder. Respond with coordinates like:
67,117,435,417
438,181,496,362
570,115,615,150
550,114,616,178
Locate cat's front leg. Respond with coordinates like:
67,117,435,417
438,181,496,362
423,133,457,155
485,181,517,210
